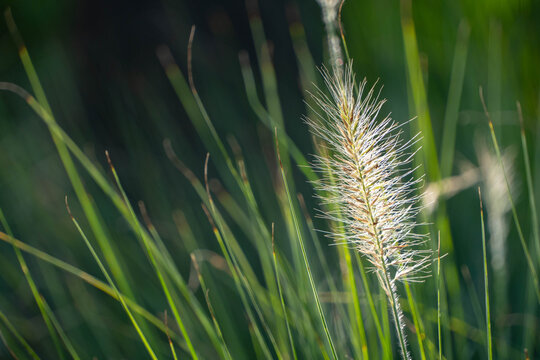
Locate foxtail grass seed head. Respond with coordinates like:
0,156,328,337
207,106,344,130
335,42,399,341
308,63,432,296
307,64,432,359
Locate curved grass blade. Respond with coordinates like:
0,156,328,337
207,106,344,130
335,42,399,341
271,223,298,360
190,255,232,360
0,302,41,359
238,52,318,183
164,311,179,360
0,230,189,351
105,153,198,360
480,89,540,302
4,9,134,303
0,209,65,359
274,129,338,360
65,198,158,360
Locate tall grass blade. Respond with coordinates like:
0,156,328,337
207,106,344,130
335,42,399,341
0,209,65,359
4,8,134,301
437,233,442,360
0,309,40,360
64,197,158,360
164,311,179,360
357,253,390,357
274,129,339,360
0,311,40,360
478,188,492,360
440,20,470,178
480,89,540,302
398,7,463,355
404,283,426,360
517,102,540,263
0,230,187,348
271,223,298,360
104,152,198,360
190,255,232,360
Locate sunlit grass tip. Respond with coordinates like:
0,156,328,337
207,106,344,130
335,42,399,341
306,62,433,359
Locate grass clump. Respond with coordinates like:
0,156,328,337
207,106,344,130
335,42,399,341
0,1,539,359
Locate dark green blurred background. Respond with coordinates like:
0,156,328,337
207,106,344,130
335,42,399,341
0,0,539,357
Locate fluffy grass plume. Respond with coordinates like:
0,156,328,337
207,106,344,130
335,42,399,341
308,63,432,359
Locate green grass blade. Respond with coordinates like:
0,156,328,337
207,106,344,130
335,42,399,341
201,203,274,360
404,283,426,360
481,91,540,302
105,154,198,360
4,9,134,301
460,266,484,341
238,52,318,183
478,188,493,360
191,255,233,360
399,0,439,180
274,130,338,360
65,199,158,360
0,209,66,359
160,37,288,343
357,253,389,357
517,102,540,263
0,80,218,358
440,20,470,178
0,230,188,350
399,3,463,339
271,223,298,360
0,305,41,359
343,247,368,359
204,158,285,360
437,233,442,360
164,311,179,360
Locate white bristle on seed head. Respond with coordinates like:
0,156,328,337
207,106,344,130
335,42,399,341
307,63,432,297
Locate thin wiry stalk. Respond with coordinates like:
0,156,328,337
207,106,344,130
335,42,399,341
480,88,540,302
437,233,442,360
65,198,158,360
275,130,339,360
478,188,493,360
271,223,298,360
307,63,432,359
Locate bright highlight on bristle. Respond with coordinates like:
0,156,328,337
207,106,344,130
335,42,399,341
307,62,432,359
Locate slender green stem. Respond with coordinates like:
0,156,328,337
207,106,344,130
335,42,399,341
478,188,492,360
275,130,338,360
517,102,540,264
190,256,232,360
65,200,158,360
271,224,298,360
106,154,198,360
404,283,426,359
0,230,188,351
481,90,540,302
357,253,390,357
437,233,442,360
440,20,470,178
0,309,41,359
0,210,66,359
